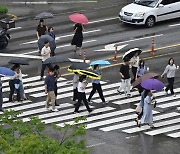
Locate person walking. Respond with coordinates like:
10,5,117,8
130,51,140,84
137,90,156,129
71,23,85,56
48,27,56,40
40,41,51,80
73,72,79,104
161,58,179,97
88,64,108,104
117,57,131,97
74,75,92,113
136,59,149,94
9,64,21,102
36,19,47,39
44,67,58,112
53,65,61,106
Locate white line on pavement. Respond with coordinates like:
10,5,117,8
13,1,97,4
87,142,106,148
9,27,22,31
0,53,42,59
88,17,119,24
22,39,97,55
169,23,180,27
20,29,101,45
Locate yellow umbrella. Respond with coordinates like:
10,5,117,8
76,69,101,80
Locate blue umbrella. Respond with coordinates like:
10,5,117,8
141,79,164,91
90,60,110,66
0,67,15,77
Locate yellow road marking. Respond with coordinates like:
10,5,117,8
7,14,17,20
61,43,180,77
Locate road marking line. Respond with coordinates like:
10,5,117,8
169,23,180,27
13,1,97,4
95,44,128,52
20,29,101,45
87,142,106,148
9,27,22,31
0,53,42,59
22,39,96,55
88,17,119,24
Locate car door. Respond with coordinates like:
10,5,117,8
169,0,180,19
156,0,172,21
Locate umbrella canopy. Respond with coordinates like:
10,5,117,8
141,79,164,91
43,55,70,65
68,62,90,72
34,12,54,20
0,67,15,77
133,72,159,87
8,59,29,65
122,48,142,60
69,13,88,24
38,34,56,52
77,69,100,80
90,60,111,66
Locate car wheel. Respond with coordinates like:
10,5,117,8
145,16,155,28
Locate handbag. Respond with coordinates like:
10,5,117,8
135,103,142,114
14,79,20,89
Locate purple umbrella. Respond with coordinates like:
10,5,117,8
141,79,164,91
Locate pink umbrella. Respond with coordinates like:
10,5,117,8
69,13,88,24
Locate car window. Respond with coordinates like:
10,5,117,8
160,0,171,5
134,0,159,7
171,0,180,3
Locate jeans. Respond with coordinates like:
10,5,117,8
9,80,20,102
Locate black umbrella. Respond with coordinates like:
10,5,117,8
38,34,56,53
122,48,142,60
43,55,70,65
69,62,90,70
8,59,29,65
34,12,54,20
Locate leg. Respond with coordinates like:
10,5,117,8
88,83,97,102
96,84,105,102
131,67,137,83
118,79,126,92
40,63,46,78
82,93,92,112
126,78,131,95
50,91,56,110
73,88,78,101
16,88,21,102
168,78,175,95
74,92,83,112
9,80,15,102
165,78,170,92
45,93,50,109
54,83,58,105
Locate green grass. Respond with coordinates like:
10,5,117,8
0,5,8,14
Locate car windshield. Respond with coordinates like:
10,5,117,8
134,0,159,7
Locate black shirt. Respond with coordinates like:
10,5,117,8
36,25,46,37
120,64,130,79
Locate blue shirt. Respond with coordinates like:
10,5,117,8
45,75,55,92
92,70,101,84
137,66,147,77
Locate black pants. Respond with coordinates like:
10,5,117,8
74,92,91,112
9,80,20,102
88,83,105,102
138,108,143,120
54,82,58,105
165,77,174,94
0,88,3,111
131,66,137,84
40,63,51,78
73,88,78,101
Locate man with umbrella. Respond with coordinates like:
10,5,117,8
40,41,51,80
36,19,48,39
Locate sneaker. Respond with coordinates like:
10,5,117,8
73,111,80,114
79,53,81,56
165,90,168,95
40,77,44,81
45,107,50,111
52,108,59,112
127,94,131,98
102,101,109,104
117,90,123,95
173,94,176,97
88,109,93,113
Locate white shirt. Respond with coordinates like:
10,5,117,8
73,74,79,89
41,46,51,61
77,81,86,93
131,56,139,68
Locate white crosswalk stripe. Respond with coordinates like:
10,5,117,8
1,75,180,138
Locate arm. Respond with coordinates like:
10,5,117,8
36,31,40,39
161,65,168,78
119,72,124,79
45,85,48,94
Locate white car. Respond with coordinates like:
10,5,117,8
119,0,180,27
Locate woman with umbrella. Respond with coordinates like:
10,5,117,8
36,19,48,39
161,58,179,97
71,23,85,56
74,75,92,113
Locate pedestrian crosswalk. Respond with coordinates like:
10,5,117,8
1,75,180,139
